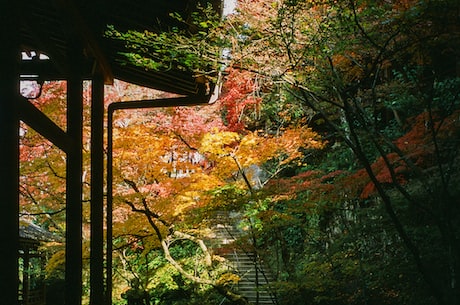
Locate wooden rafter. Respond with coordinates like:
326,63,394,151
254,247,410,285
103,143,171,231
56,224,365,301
53,0,114,84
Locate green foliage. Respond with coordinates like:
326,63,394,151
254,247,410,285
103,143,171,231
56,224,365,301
432,77,460,116
207,184,249,211
111,236,235,305
246,169,453,304
105,3,225,77
215,28,460,298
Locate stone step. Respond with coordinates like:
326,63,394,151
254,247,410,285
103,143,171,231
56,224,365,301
210,212,277,304
223,252,277,304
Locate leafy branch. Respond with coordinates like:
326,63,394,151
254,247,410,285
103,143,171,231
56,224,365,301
121,178,250,304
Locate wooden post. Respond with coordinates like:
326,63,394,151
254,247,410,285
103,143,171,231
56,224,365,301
66,49,84,305
0,1,20,304
90,72,105,305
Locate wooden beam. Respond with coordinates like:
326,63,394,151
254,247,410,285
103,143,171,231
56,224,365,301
20,16,71,78
0,1,20,304
18,97,74,153
105,94,209,305
65,50,84,305
53,0,114,84
90,73,105,305
108,95,210,112
19,59,93,81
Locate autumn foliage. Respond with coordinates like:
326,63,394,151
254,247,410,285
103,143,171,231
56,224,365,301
18,0,460,304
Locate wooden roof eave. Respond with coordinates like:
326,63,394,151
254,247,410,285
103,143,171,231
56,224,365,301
19,0,222,97
53,0,114,84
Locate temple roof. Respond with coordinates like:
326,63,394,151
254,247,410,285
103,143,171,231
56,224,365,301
19,219,62,247
19,0,222,96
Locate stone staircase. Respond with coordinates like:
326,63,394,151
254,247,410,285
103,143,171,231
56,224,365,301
225,251,277,305
210,213,278,305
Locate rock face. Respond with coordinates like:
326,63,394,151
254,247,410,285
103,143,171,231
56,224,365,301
211,212,277,305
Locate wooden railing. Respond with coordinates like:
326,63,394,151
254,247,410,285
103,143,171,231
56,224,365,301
20,288,45,305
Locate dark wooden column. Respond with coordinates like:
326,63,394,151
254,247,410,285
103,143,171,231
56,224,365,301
90,72,105,305
0,1,20,304
66,50,84,305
